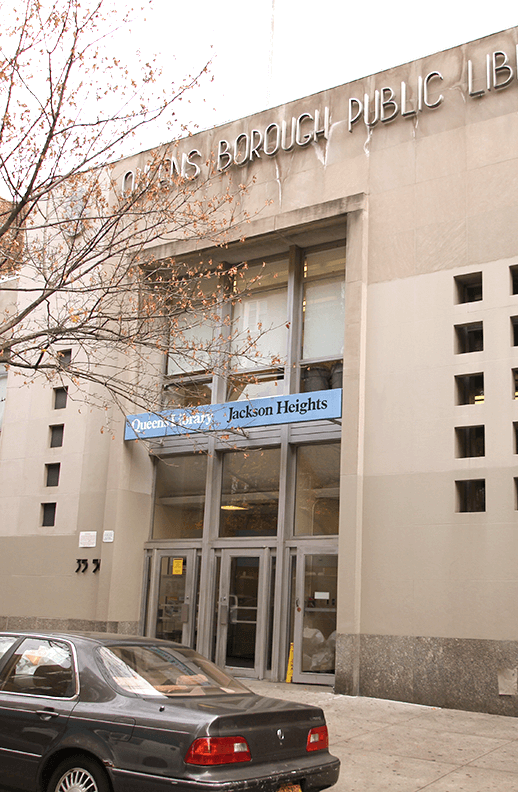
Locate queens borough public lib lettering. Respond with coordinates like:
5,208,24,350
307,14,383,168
121,45,518,189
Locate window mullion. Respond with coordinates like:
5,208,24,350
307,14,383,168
286,245,303,394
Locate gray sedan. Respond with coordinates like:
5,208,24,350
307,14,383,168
0,631,340,792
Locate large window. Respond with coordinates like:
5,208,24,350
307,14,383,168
294,443,340,536
220,448,280,538
302,246,345,362
153,455,207,539
164,241,345,406
230,258,289,372
167,275,220,377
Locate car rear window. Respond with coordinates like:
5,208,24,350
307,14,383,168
98,644,250,697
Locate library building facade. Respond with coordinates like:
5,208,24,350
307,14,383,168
2,26,518,714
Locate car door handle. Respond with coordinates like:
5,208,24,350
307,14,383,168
37,709,59,720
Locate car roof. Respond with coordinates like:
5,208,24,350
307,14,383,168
0,631,185,649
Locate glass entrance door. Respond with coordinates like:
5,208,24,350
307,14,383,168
214,550,273,678
145,549,200,647
292,551,337,684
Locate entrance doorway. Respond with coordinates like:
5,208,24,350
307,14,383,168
144,546,337,684
145,549,201,647
213,549,276,678
291,551,337,685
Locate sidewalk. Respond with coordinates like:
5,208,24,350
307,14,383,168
246,680,518,792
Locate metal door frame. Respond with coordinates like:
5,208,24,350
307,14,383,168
144,548,200,646
214,548,271,678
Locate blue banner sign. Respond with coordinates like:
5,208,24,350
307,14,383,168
125,388,342,441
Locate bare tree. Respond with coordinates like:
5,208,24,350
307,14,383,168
0,0,263,415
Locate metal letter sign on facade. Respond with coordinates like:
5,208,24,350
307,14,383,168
122,45,518,192
124,388,342,441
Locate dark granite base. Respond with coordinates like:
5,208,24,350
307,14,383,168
335,632,518,716
0,616,139,635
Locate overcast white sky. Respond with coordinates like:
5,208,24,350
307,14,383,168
118,0,518,146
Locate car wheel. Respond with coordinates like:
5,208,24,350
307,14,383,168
47,756,110,792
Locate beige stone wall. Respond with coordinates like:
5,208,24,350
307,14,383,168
0,369,154,626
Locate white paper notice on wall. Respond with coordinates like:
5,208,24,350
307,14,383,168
79,531,97,548
314,592,330,600
498,667,518,696
103,531,114,543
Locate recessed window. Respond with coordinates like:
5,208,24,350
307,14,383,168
511,265,518,295
455,272,482,304
42,502,56,526
455,322,483,354
456,373,484,405
456,480,485,512
511,317,518,346
53,387,68,409
45,463,61,487
455,426,485,458
514,423,518,454
57,349,72,368
515,478,518,510
513,369,518,399
50,424,64,448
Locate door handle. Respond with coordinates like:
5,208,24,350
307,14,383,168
37,709,59,720
220,603,228,626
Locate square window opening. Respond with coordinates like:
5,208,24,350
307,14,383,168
57,349,72,368
512,317,518,346
42,502,57,526
513,369,518,399
514,422,518,454
456,479,485,512
515,478,518,510
456,373,484,405
46,463,61,487
50,424,64,448
511,265,518,295
455,322,483,354
455,272,482,304
53,387,68,409
455,426,485,458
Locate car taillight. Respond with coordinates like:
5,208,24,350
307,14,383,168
185,736,252,765
306,725,328,752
